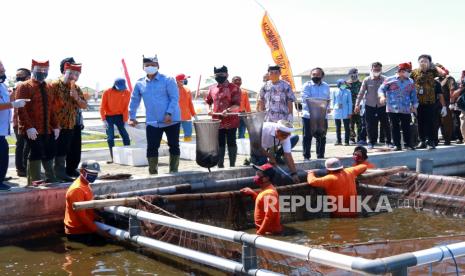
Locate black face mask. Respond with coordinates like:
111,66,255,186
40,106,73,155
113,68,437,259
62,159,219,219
215,76,227,84
0,75,6,83
16,76,27,82
33,72,48,82
183,79,188,85
311,77,321,83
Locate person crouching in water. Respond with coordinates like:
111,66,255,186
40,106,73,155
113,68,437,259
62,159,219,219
240,163,282,235
64,160,110,244
352,146,376,168
307,158,367,217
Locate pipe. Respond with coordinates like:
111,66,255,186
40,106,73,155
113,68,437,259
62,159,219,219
73,197,139,210
111,184,191,198
102,206,465,275
95,222,282,276
416,158,433,174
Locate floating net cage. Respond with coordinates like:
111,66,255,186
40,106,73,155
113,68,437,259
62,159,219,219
305,98,329,137
102,169,465,275
193,119,221,170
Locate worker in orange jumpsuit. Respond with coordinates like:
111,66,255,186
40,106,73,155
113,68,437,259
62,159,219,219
240,163,282,235
100,78,131,163
352,146,376,168
232,76,251,139
64,160,110,244
307,158,367,217
176,74,197,142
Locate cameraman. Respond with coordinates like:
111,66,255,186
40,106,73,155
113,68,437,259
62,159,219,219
451,71,465,140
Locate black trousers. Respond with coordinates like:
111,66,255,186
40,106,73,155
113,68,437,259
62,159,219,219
350,114,362,142
218,128,237,148
417,104,435,144
56,129,74,157
14,128,29,172
335,119,350,144
302,117,327,159
66,125,82,175
0,136,8,184
365,105,391,145
388,113,411,148
453,110,464,141
27,134,56,161
146,123,180,157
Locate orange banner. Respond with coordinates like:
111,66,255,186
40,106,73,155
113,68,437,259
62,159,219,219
261,12,295,91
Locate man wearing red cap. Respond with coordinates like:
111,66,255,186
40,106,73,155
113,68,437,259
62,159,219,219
240,163,282,235
50,62,87,181
378,62,418,151
17,60,60,185
410,55,447,149
176,74,197,142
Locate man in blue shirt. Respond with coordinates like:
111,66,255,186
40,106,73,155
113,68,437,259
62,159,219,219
128,55,181,174
378,62,418,151
301,67,330,160
0,60,29,190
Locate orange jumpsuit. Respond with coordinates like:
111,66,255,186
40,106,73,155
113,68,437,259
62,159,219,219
352,160,376,169
250,185,282,235
64,177,97,235
239,89,251,113
100,88,131,122
307,164,367,217
178,85,196,121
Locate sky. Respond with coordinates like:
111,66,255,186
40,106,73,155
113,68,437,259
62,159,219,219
1,0,465,92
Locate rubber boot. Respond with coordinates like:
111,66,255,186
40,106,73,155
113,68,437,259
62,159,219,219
148,157,158,175
106,147,114,164
54,156,74,182
169,155,180,173
27,160,42,186
228,146,237,167
43,159,59,183
183,136,192,142
218,147,225,168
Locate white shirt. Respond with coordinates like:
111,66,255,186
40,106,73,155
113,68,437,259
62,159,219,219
0,83,11,136
261,122,291,153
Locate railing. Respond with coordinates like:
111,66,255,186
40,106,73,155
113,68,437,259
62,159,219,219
96,205,465,275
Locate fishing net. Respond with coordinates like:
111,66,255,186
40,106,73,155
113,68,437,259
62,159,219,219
241,112,266,156
305,98,328,137
193,119,220,169
101,168,465,275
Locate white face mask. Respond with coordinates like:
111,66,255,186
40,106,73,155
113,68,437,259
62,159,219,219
372,71,381,77
403,72,411,78
144,66,158,75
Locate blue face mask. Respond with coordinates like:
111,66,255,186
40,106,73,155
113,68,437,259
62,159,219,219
340,85,347,89
84,172,98,183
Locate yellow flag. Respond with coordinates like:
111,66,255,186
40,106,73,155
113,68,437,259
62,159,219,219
261,12,295,91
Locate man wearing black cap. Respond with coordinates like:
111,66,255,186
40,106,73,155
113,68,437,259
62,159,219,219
258,65,296,123
240,163,282,235
205,65,241,168
129,55,181,174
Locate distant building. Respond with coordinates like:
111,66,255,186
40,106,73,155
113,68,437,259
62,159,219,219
296,64,399,87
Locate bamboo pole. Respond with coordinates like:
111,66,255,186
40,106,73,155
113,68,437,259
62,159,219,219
73,197,139,210
357,166,409,180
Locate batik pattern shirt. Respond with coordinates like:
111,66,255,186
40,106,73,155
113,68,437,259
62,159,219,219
378,76,418,114
348,80,362,112
259,80,295,122
205,81,241,129
50,79,86,129
410,68,440,105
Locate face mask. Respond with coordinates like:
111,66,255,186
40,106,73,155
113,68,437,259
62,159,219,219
372,71,381,77
311,77,321,83
144,66,158,75
183,79,188,85
269,75,280,82
403,72,411,78
16,76,27,82
63,70,80,84
32,71,48,82
340,85,347,89
253,175,264,186
353,155,363,163
215,76,227,84
0,75,6,83
84,172,98,183
351,74,358,81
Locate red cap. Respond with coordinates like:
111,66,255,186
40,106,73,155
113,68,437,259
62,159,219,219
176,74,190,81
398,62,412,71
31,59,49,69
64,62,82,73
